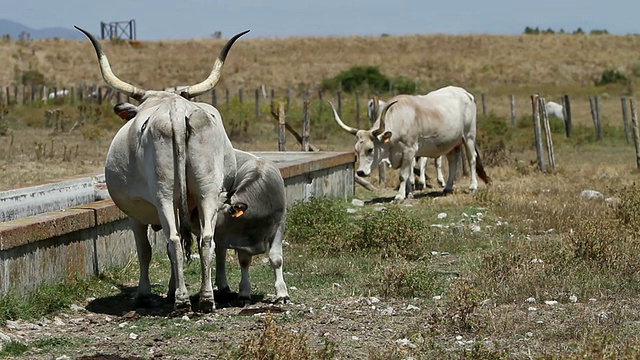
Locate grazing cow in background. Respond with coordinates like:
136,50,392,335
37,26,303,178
367,97,445,189
332,86,491,202
545,101,565,122
42,89,70,101
211,149,290,306
76,25,249,312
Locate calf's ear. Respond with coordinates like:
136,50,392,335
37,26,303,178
230,202,248,218
381,131,393,143
113,103,138,121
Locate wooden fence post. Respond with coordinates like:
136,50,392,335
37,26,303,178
286,86,292,114
531,94,546,172
621,97,631,144
337,89,342,117
630,99,640,169
481,93,487,116
510,94,516,125
238,88,243,104
254,88,260,121
589,95,603,141
539,97,556,171
355,91,361,129
562,94,572,137
317,90,324,119
278,101,286,151
302,99,310,151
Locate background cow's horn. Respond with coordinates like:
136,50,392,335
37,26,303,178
372,95,380,118
328,101,358,135
74,26,146,101
372,100,397,136
182,30,250,99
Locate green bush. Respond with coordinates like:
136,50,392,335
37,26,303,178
20,69,47,86
321,65,390,93
595,69,627,86
354,208,431,260
286,197,356,255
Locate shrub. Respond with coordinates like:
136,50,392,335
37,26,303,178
595,69,627,86
378,258,443,298
321,66,390,93
20,69,47,86
286,197,356,255
230,314,335,360
354,208,431,260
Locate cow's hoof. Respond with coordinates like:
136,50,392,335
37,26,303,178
393,195,405,204
232,296,252,308
214,287,237,304
443,188,454,195
198,298,215,313
174,299,191,312
274,296,291,305
133,295,153,308
166,292,176,304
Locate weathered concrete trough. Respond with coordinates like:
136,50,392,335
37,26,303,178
0,151,355,295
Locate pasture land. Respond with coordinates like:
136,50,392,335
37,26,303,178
1,33,639,96
2,114,640,358
2,33,640,358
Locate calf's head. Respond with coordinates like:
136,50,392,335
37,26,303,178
329,100,397,177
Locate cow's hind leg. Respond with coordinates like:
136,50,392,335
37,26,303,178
130,217,153,307
463,138,479,192
236,250,253,307
270,223,290,304
157,202,191,311
196,199,219,313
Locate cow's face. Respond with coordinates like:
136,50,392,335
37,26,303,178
354,130,392,177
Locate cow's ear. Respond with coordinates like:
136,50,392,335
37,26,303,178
381,131,393,143
113,103,138,121
230,202,248,218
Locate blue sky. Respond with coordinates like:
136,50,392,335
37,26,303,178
2,0,638,40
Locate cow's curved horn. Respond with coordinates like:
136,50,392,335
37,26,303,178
372,100,397,136
328,101,358,135
372,95,380,118
182,30,250,99
74,26,146,101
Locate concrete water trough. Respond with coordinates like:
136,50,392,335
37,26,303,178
0,151,356,295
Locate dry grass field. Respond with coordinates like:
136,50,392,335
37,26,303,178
3,33,640,359
1,33,639,96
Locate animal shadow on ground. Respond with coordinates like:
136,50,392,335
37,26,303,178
364,190,448,205
85,284,266,317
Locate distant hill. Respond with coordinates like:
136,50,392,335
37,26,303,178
0,19,84,40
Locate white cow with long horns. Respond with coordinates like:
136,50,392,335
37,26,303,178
367,97,445,189
76,25,249,312
332,86,491,202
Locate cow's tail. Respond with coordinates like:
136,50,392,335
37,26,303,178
475,145,492,185
170,104,193,261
